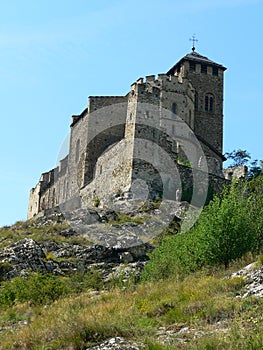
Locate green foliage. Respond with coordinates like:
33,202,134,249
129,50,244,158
0,273,70,306
93,196,100,207
0,262,12,281
225,148,263,180
0,269,103,307
143,180,263,281
248,159,263,179
225,149,251,166
108,212,147,225
190,181,257,268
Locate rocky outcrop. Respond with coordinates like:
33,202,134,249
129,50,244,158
0,237,149,281
230,262,263,297
87,337,141,350
0,201,188,281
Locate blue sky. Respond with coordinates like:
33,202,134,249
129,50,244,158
0,0,262,226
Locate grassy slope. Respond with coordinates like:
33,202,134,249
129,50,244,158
1,214,263,349
1,255,263,349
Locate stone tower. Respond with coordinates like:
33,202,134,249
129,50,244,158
28,50,228,219
167,50,227,171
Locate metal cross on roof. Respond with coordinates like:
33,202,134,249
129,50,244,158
189,34,198,52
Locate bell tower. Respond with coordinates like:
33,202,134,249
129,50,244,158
167,47,227,173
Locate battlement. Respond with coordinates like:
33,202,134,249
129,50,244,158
28,50,226,220
130,73,190,94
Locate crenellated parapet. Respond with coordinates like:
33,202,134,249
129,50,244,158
28,50,227,219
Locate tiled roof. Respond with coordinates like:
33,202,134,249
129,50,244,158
167,51,226,75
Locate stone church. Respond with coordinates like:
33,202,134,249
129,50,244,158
28,49,227,219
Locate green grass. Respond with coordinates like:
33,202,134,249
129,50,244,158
1,263,263,350
108,212,149,225
0,221,91,249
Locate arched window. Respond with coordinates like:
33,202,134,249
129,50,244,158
75,139,80,163
205,94,214,112
209,96,214,112
172,103,177,115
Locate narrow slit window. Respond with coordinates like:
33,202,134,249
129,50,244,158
213,67,218,76
205,94,214,112
172,103,177,115
189,61,196,72
209,97,214,112
75,139,80,163
201,64,207,74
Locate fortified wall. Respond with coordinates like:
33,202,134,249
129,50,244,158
28,50,229,219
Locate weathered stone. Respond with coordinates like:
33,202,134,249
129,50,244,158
230,263,263,297
87,337,140,350
28,51,227,220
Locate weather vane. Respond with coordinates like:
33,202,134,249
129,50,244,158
189,34,198,52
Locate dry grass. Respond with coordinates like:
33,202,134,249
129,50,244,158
1,269,259,350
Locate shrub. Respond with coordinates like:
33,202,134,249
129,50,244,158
0,273,70,306
0,269,104,307
142,180,263,281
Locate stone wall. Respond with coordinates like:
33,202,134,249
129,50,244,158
28,52,227,220
223,165,248,180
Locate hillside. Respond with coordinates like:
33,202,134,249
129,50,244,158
0,177,263,349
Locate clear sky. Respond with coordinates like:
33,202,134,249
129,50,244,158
0,0,262,226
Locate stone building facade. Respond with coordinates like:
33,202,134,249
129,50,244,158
28,50,227,219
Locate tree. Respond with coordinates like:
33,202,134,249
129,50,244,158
192,181,257,268
143,180,262,281
225,149,251,167
248,160,263,180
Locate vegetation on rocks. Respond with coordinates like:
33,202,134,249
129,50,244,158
0,175,263,349
143,176,263,280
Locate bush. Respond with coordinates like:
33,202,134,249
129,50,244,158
0,269,104,307
142,180,263,281
0,273,70,306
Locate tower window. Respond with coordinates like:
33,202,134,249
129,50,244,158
213,67,218,76
201,64,207,74
172,103,177,115
194,93,198,110
205,94,214,112
189,61,196,72
75,139,80,163
209,97,214,112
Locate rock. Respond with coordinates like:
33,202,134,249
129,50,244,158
119,252,133,263
64,208,101,226
0,235,150,281
230,263,263,297
87,337,140,350
0,238,62,279
100,210,119,223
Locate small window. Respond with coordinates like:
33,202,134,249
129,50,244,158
205,96,209,111
144,111,150,119
75,139,80,163
212,67,218,76
100,165,102,175
189,61,196,72
205,94,214,112
172,103,177,115
194,93,198,110
209,97,214,112
201,64,207,74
